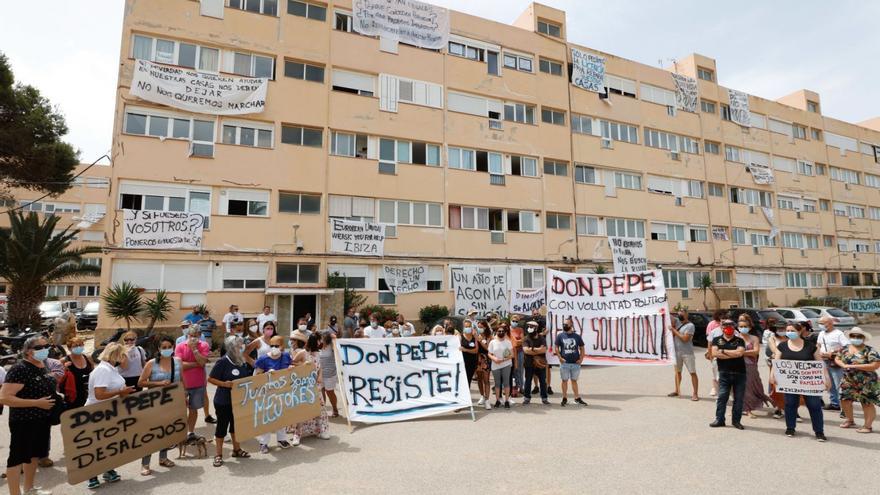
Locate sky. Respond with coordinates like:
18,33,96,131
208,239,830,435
1,0,878,162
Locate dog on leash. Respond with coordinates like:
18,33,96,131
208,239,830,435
178,435,209,459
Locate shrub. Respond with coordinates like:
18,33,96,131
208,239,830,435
359,304,398,324
419,305,449,327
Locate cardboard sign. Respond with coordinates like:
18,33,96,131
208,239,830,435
61,384,187,484
335,336,471,423
545,269,673,366
122,209,204,250
772,359,826,396
382,265,428,294
609,236,647,273
329,219,385,256
130,59,267,115
510,288,545,315
231,362,321,441
671,73,698,113
352,0,450,49
849,298,880,313
571,47,606,94
451,265,508,317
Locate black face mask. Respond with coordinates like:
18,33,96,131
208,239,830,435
563,324,572,332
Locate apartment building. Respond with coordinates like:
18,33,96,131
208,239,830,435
0,163,110,303
100,0,880,332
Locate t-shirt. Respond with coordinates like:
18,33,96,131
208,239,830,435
86,361,126,406
706,320,721,337
254,352,293,372
366,326,386,339
711,336,746,373
523,333,546,368
183,312,202,325
209,356,253,406
175,341,210,389
817,329,850,356
256,313,276,331
343,316,356,338
119,345,146,378
555,331,584,364
487,338,513,370
4,361,57,422
222,311,243,332
674,322,695,356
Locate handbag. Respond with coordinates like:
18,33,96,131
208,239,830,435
47,391,66,426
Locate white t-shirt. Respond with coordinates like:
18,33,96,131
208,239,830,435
257,313,276,331
119,345,146,378
399,322,416,336
817,329,850,354
86,361,127,406
222,311,243,332
488,339,514,371
366,326,386,339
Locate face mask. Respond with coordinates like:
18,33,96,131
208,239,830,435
33,348,50,361
463,327,472,335
160,348,174,358
527,327,536,334
738,326,750,334
264,329,274,337
269,348,281,358
563,324,572,332
785,331,800,340
776,331,787,337
249,325,258,333
71,346,85,355
511,322,519,328
298,324,307,331
403,330,413,337
850,338,864,346
370,322,378,328
722,327,735,336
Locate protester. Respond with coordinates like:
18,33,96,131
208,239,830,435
431,324,445,336
289,330,331,445
355,319,368,338
488,325,514,409
176,325,210,442
460,319,479,388
254,335,294,453
119,330,147,391
475,321,492,409
222,304,243,334
366,315,386,338
247,320,276,360
198,310,217,343
0,336,57,495
318,332,340,417
817,315,850,413
771,323,828,441
343,307,358,338
668,309,698,401
710,320,746,429
397,314,416,337
86,343,135,488
256,305,276,332
704,310,724,396
835,328,879,433
138,336,181,475
765,326,789,419
325,315,340,336
737,315,770,418
176,320,208,346
209,335,254,466
522,321,549,405
184,305,203,325
63,336,94,409
555,318,587,407
294,317,311,338
246,319,261,341
509,315,525,398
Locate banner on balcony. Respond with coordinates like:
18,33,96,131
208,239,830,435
671,73,698,113
509,288,545,315
352,0,449,49
329,219,385,256
609,236,648,273
749,164,775,184
451,265,508,318
728,88,751,127
123,209,204,250
382,265,429,294
571,47,606,94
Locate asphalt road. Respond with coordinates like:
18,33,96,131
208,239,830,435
2,340,878,495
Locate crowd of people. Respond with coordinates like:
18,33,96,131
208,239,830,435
0,303,877,494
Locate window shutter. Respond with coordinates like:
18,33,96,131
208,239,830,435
200,0,224,19
448,91,488,116
352,197,375,218
379,73,399,113
329,195,352,218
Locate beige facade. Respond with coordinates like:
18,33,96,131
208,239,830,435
99,0,880,332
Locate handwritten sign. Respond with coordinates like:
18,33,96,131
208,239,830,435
60,384,187,484
231,363,321,441
382,265,428,294
330,219,385,256
122,209,204,250
335,336,471,423
773,360,826,396
749,165,775,184
728,88,751,127
671,73,698,113
510,288,545,315
451,265,508,318
849,298,880,313
609,236,647,273
352,0,450,49
129,59,267,115
571,47,606,94
712,227,729,241
545,269,673,366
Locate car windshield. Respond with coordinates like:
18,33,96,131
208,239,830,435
800,309,820,318
827,309,850,318
759,311,786,322
84,302,99,312
39,302,62,313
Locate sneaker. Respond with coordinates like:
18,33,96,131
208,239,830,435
796,414,804,423
504,401,510,409
494,400,501,408
24,487,52,495
205,415,217,424
103,470,121,483
773,409,783,419
531,385,539,394
561,397,568,407
37,458,54,468
541,399,550,405
484,401,492,410
278,440,291,449
259,444,270,454
291,434,302,445
318,431,331,440
709,420,725,428
522,398,531,405
547,387,555,395
785,429,796,437
477,397,485,406
87,478,101,490
815,433,827,442
574,397,588,406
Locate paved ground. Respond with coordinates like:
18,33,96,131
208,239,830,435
2,336,878,495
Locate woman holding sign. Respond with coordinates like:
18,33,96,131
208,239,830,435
209,336,254,467
254,335,294,453
138,336,182,476
771,323,828,442
835,328,879,433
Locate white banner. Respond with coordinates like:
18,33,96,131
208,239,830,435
749,165,775,184
352,0,450,49
382,265,428,294
671,73,698,113
329,219,385,256
122,209,204,250
761,207,779,240
728,88,751,127
772,360,826,396
608,236,647,273
335,336,471,423
712,227,729,241
545,269,673,366
571,47,606,94
451,265,508,318
509,289,545,315
129,60,267,115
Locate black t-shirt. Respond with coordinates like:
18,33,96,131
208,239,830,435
4,361,58,422
712,336,746,373
209,356,253,406
523,333,546,368
778,340,817,361
460,336,478,362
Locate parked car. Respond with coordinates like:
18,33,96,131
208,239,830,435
39,300,82,329
75,301,100,330
727,308,788,333
770,307,820,332
684,310,712,348
799,306,857,329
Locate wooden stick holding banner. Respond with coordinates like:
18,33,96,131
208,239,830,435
332,343,355,433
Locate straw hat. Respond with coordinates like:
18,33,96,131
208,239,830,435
845,327,872,342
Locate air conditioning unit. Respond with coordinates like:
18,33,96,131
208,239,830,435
490,231,505,244
752,246,760,255
384,224,397,238
378,161,396,174
849,218,855,225
600,138,613,149
488,119,503,130
674,197,683,206
748,205,756,214
670,151,681,161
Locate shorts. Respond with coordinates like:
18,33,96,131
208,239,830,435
559,363,581,381
675,353,697,373
491,365,512,390
186,386,206,410
214,403,235,438
7,419,51,468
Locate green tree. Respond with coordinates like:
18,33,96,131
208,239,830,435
698,274,718,311
0,211,101,328
143,290,172,331
327,271,366,312
593,265,608,274
103,282,144,331
0,52,79,196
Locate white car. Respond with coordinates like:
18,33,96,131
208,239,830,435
799,306,857,329
771,307,821,331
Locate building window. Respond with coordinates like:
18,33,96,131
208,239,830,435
571,114,592,135
842,272,860,287
601,120,638,144
221,123,273,148
231,51,274,78
697,67,714,82
606,218,644,238
46,285,74,298
377,279,396,305
537,20,561,37
287,0,326,20
811,128,822,140
546,213,571,230
228,0,278,16
131,34,220,72
330,131,368,158
614,171,642,190
729,187,772,207
378,200,443,228
819,199,830,211
786,272,808,288
715,270,731,285
448,147,477,171
816,163,826,176
221,189,269,217
650,222,685,241
281,125,323,147
700,100,716,114
541,107,565,125
543,159,568,176
830,167,860,185
793,124,807,140
510,155,538,177
83,258,103,268
276,263,320,284
807,101,819,113
279,192,320,214
721,104,731,121
539,58,563,76
574,165,599,185
797,160,814,176
704,141,720,155
576,215,602,236
506,211,540,233
119,184,211,227
708,183,724,197
604,74,637,98
283,60,324,82
503,102,536,124
78,285,101,297
222,278,266,289
331,69,375,96
503,53,533,72
123,109,215,157
663,270,688,289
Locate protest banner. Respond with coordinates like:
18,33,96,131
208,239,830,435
129,59,267,115
608,236,647,273
510,288,545,315
772,359,826,396
728,88,751,127
230,362,321,441
382,265,428,294
122,209,204,250
545,269,673,366
352,0,450,49
451,265,508,317
330,219,386,256
849,298,880,313
60,384,187,484
335,336,472,423
749,165,775,184
671,73,698,113
571,47,606,93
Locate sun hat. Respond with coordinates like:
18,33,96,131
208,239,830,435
845,327,871,342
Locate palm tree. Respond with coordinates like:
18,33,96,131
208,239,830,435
593,265,608,274
103,282,144,331
0,211,101,328
143,289,172,331
698,274,718,310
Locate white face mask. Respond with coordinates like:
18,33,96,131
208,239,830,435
370,321,378,328
249,325,258,333
269,348,281,358
298,324,307,331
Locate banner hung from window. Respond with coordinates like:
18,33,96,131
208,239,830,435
727,88,751,126
130,60,267,115
451,265,508,317
545,269,673,366
382,265,428,294
329,219,386,256
608,236,648,273
712,227,729,241
749,164,775,184
571,47,606,94
231,363,321,440
335,336,471,423
761,207,779,240
848,298,880,313
772,360,826,396
352,0,450,49
509,288,545,315
123,209,204,250
671,73,698,113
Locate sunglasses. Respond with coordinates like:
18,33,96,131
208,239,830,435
270,345,281,349
123,338,136,343
32,345,49,351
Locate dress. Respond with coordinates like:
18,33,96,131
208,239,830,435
288,350,329,438
743,338,770,412
838,345,880,405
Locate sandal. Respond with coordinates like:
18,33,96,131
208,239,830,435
667,392,679,397
141,466,152,476
213,456,224,467
856,427,873,434
159,459,175,468
840,420,856,429
331,411,340,418
231,449,251,458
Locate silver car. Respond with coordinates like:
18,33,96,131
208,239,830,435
772,307,821,331
800,306,857,329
